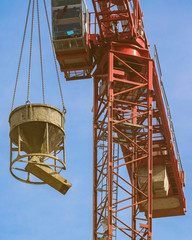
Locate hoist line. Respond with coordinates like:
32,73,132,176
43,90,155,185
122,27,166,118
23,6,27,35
11,0,32,111
27,0,35,103
43,0,66,113
36,0,45,104
11,0,66,113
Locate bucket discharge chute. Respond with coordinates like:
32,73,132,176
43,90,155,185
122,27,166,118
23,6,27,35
25,156,72,195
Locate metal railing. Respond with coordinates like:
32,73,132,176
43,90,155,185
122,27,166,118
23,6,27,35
154,45,184,177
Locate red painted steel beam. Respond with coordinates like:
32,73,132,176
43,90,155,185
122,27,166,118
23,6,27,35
148,60,153,239
108,51,114,240
93,76,99,240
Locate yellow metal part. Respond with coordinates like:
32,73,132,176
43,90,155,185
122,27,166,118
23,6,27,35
25,156,72,195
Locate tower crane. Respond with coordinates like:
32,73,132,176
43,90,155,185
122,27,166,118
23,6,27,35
9,0,186,239
51,0,186,239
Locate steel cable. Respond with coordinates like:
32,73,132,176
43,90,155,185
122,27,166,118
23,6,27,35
12,0,66,113
37,0,45,104
11,0,32,111
27,0,35,103
42,0,66,113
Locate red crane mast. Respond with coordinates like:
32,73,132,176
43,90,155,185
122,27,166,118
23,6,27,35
52,0,186,239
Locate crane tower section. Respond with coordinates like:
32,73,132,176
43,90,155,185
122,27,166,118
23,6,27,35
52,0,186,239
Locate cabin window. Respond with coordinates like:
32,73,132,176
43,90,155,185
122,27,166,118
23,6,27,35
54,22,82,39
53,7,81,22
52,0,89,41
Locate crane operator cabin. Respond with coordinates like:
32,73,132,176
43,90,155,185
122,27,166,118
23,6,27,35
51,0,91,75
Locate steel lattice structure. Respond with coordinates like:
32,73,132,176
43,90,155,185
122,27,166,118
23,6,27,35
50,0,186,239
93,43,154,240
91,1,186,239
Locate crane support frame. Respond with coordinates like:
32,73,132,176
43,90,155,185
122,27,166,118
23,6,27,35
92,41,186,239
93,43,154,239
50,0,186,238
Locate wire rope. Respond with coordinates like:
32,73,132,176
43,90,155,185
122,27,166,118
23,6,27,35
36,0,45,104
27,0,35,103
12,0,66,113
11,0,32,111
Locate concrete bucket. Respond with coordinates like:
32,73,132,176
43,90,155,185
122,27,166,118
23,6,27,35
9,103,72,194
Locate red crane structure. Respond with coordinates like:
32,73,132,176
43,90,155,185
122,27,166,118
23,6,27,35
52,0,186,239
10,0,186,239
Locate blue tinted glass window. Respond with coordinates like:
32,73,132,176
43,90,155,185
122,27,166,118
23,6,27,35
53,22,82,39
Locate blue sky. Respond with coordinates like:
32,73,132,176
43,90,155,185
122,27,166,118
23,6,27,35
0,0,191,239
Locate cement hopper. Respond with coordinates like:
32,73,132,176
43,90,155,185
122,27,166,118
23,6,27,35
9,103,72,195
